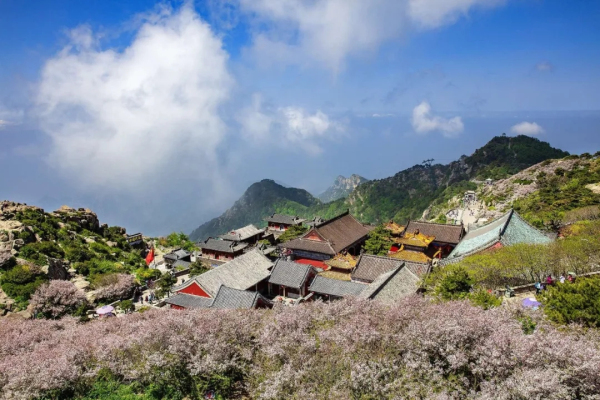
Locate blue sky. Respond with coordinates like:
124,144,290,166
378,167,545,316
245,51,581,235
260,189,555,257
1,0,599,236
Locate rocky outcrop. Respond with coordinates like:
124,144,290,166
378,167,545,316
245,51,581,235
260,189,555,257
47,258,71,280
52,206,101,233
318,174,369,203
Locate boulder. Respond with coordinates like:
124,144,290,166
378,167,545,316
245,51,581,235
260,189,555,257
47,258,70,280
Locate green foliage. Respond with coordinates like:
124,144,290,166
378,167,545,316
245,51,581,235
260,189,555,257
18,241,65,265
0,264,47,302
469,288,502,310
189,260,210,276
135,266,161,282
118,300,135,313
156,273,177,298
277,224,309,243
518,315,537,335
434,266,473,300
164,232,196,251
539,276,600,327
513,158,600,229
363,225,394,256
514,178,534,185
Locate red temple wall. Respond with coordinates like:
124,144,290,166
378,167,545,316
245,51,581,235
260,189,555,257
178,282,211,298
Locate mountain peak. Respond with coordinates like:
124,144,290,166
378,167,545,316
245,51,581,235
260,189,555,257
318,175,369,203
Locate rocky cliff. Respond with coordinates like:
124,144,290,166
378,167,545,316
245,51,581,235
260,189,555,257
317,174,369,203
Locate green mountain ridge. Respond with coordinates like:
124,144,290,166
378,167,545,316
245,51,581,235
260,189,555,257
189,135,569,241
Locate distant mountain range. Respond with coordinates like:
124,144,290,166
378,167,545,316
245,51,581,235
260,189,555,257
189,135,569,241
317,174,369,203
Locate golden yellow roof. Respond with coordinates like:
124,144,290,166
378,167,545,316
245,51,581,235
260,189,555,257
318,270,352,281
393,232,435,248
325,253,357,270
388,249,432,263
384,221,405,236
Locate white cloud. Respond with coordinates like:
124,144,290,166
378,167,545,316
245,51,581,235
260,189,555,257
0,120,9,130
238,93,343,154
36,5,233,193
408,0,505,29
510,121,544,136
411,101,464,137
239,0,506,72
535,61,554,72
372,113,395,118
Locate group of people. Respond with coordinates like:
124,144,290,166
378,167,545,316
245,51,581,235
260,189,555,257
535,273,576,294
139,292,156,304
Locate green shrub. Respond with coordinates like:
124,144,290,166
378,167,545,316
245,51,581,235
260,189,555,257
0,265,47,301
469,289,502,309
539,276,600,327
434,266,473,300
118,300,135,313
363,225,394,256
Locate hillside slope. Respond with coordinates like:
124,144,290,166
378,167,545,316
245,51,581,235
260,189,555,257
189,180,321,241
317,174,369,203
347,135,568,224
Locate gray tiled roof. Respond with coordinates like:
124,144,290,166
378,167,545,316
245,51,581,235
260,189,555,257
405,220,464,245
199,238,248,253
351,254,403,283
403,261,431,278
164,293,213,309
369,266,421,303
172,260,191,269
359,267,400,299
219,224,265,241
279,237,336,255
165,249,191,261
191,249,273,296
174,249,190,259
211,285,271,309
266,214,306,225
308,276,366,297
269,260,313,289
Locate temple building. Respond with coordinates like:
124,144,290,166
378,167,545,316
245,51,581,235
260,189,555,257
401,220,465,258
165,249,273,309
308,276,366,301
278,210,370,267
219,224,265,246
164,248,192,267
265,214,306,231
444,209,552,262
199,238,248,261
268,259,317,299
319,253,357,281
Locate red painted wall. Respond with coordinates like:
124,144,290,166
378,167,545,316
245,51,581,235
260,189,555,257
178,282,211,298
170,304,185,310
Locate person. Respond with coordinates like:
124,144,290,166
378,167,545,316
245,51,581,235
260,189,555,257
140,296,143,304
559,274,565,284
546,275,554,287
567,274,574,283
145,295,149,303
534,282,542,295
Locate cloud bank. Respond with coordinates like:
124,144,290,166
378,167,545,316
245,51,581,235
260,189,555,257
239,0,506,72
411,101,464,137
238,94,343,155
36,5,232,193
510,121,544,136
